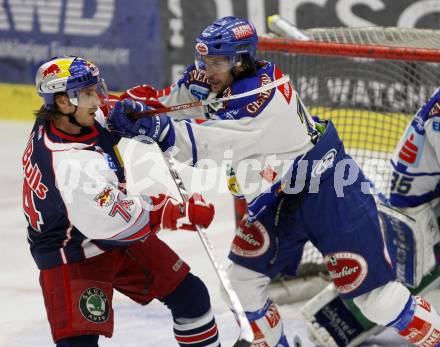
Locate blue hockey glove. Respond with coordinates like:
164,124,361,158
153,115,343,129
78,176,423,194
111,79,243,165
108,99,174,149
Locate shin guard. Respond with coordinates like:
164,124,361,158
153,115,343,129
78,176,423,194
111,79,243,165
246,300,288,347
390,295,440,346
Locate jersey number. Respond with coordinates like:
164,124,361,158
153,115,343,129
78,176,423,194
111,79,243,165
390,172,414,195
23,180,43,231
109,201,132,222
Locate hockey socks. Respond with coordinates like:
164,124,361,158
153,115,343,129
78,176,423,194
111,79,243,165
246,299,288,347
174,311,219,347
162,273,220,346
389,295,440,346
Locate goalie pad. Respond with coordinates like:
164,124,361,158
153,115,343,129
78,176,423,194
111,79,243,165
300,200,440,347
377,199,440,288
301,283,383,347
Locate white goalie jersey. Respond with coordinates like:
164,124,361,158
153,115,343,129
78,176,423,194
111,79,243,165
390,87,440,208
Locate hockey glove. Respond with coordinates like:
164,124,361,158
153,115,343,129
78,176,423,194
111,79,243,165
120,84,165,109
107,99,174,149
149,193,215,231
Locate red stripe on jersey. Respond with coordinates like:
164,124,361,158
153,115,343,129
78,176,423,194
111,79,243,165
50,122,99,142
175,325,218,344
195,119,208,124
122,226,151,241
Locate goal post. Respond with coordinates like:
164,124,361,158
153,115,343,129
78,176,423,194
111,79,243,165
258,26,440,195
234,26,440,302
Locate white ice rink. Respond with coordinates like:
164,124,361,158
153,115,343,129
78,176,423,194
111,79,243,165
0,120,422,346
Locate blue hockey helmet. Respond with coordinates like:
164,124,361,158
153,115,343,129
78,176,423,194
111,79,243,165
35,56,107,109
195,16,258,71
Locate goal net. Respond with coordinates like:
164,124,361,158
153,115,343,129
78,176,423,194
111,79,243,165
256,26,440,301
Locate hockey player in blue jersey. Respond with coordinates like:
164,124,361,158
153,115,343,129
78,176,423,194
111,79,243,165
23,56,221,347
108,17,440,347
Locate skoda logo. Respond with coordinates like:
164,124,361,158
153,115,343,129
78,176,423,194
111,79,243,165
79,287,109,323
312,149,337,178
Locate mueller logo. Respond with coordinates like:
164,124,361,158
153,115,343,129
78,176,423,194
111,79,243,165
231,24,254,40
0,0,115,36
231,220,270,258
325,252,368,294
398,133,419,165
42,63,61,78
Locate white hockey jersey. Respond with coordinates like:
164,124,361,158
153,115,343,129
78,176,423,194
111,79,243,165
23,109,155,269
158,62,320,221
390,88,440,208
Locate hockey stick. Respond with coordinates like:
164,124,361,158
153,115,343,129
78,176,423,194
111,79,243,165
131,75,290,119
159,149,254,346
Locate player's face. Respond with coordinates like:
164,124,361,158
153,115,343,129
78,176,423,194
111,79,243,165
73,85,100,126
204,56,234,94
55,85,98,130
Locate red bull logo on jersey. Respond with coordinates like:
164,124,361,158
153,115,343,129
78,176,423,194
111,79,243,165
325,252,368,294
94,187,115,207
42,63,61,78
398,128,425,167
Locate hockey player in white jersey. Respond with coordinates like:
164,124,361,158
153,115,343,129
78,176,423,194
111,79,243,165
108,17,440,347
24,56,220,347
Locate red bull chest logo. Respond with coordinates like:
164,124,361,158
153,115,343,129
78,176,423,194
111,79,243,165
94,187,115,208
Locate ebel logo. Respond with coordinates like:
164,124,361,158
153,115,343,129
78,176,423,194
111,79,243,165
0,0,115,36
312,149,337,178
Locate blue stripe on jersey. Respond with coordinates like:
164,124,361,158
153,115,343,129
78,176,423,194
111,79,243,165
185,121,198,166
245,299,271,321
391,161,440,177
387,295,416,330
390,189,440,208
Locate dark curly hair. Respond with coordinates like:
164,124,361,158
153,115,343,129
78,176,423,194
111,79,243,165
232,54,265,80
34,93,65,120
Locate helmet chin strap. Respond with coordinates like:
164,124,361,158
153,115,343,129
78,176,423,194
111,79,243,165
61,105,83,128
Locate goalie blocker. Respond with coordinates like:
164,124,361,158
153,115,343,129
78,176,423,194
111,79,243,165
301,199,440,347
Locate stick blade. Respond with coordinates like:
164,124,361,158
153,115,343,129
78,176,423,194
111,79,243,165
233,339,252,347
